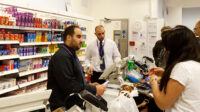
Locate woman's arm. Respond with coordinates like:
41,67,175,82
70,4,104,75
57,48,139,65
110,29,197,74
151,75,184,110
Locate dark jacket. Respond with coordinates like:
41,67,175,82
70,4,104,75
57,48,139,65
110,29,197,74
47,45,96,111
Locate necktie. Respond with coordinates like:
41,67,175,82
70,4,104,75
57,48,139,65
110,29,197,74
99,41,105,70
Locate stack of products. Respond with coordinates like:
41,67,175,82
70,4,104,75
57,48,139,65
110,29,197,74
23,32,52,42
19,58,49,72
0,44,18,56
17,72,47,84
0,29,20,41
10,81,47,95
0,78,17,91
0,59,19,72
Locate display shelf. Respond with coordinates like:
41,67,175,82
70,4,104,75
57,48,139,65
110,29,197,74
0,89,52,112
19,53,51,60
51,41,63,44
0,86,19,95
0,25,51,31
78,56,85,61
0,41,19,44
18,77,47,88
19,27,51,31
0,55,19,60
0,25,19,30
20,42,51,46
19,105,46,112
19,67,48,77
52,29,64,32
0,69,19,77
33,87,47,92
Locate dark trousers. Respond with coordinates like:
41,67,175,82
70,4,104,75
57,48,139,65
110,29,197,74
91,71,105,84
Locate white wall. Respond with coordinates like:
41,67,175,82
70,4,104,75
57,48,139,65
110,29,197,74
165,0,200,27
182,7,200,30
165,6,182,27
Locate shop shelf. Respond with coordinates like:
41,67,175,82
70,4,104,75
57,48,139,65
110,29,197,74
0,55,19,60
19,67,48,77
51,41,63,44
19,27,51,31
20,105,46,112
0,89,52,112
0,41,19,44
32,87,47,93
0,86,19,95
0,25,20,30
20,42,51,46
0,69,19,77
18,77,47,88
19,53,51,60
52,29,64,32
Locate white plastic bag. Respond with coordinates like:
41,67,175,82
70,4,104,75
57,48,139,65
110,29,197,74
108,91,139,112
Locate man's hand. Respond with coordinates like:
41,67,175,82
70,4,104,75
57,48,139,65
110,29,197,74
96,85,106,96
89,82,100,86
87,66,93,76
149,67,164,76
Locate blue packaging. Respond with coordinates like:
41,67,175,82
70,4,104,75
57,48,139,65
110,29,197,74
33,33,36,42
18,48,21,55
14,60,19,69
21,48,24,56
24,47,27,56
127,75,139,83
1,50,4,55
33,47,36,55
30,47,32,56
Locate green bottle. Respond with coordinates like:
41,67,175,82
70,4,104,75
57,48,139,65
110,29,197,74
128,61,136,70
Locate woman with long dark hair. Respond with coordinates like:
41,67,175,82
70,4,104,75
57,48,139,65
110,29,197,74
149,25,200,112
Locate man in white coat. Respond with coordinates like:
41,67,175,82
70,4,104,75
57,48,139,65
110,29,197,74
85,25,121,84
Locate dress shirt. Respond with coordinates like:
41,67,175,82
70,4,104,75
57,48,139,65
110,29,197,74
85,38,121,72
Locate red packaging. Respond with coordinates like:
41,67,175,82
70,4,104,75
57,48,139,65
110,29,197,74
0,65,4,72
21,34,24,42
5,44,11,49
8,21,14,26
10,48,14,55
9,34,14,40
14,34,19,40
0,32,3,40
0,16,2,25
18,34,21,42
3,17,9,25
4,33,9,40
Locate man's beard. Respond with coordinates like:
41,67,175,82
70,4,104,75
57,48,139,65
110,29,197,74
70,41,80,50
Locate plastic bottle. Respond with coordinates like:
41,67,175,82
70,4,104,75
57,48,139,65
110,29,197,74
128,61,136,71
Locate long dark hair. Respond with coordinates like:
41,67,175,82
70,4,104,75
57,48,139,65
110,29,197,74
160,25,200,93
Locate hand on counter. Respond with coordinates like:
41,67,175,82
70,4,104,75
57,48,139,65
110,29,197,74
149,67,164,76
96,85,106,96
87,66,93,76
89,82,100,86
